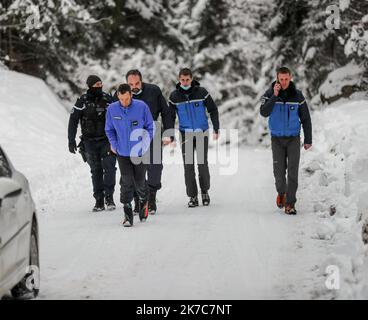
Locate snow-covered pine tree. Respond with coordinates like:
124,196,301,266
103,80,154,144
263,0,368,103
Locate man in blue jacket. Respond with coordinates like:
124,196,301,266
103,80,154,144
105,84,154,227
260,67,312,215
168,68,220,208
113,69,174,215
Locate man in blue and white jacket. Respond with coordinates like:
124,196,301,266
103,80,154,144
168,68,220,208
260,66,312,215
105,84,154,227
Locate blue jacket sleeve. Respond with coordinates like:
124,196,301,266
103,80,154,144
105,107,118,151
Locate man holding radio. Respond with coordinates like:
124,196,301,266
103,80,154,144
260,67,312,215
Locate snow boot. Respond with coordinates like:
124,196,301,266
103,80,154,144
93,198,105,212
285,203,297,215
201,192,210,206
105,196,116,211
148,190,157,215
276,193,287,209
188,196,199,208
139,199,149,222
122,203,134,227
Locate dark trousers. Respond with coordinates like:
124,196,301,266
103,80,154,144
143,135,163,192
146,141,163,192
84,139,117,201
271,136,301,205
180,131,210,198
133,128,163,200
117,156,147,204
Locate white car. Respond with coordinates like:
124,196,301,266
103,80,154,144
0,146,39,299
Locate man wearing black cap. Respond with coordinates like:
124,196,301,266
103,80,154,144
68,75,117,212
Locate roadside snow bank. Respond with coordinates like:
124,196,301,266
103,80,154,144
300,100,368,299
0,69,86,207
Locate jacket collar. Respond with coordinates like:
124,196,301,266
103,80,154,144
86,88,103,100
270,80,297,99
118,98,135,110
176,79,200,91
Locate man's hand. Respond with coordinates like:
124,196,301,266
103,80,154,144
213,132,220,141
68,141,77,154
162,137,171,145
111,145,117,154
304,144,312,150
274,83,281,97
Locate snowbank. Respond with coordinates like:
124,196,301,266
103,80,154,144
300,99,368,299
319,62,366,104
0,69,81,202
0,70,68,174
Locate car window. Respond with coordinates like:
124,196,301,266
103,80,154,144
0,148,12,178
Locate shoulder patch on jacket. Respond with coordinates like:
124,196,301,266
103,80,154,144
168,99,179,105
102,93,112,103
261,96,269,105
73,105,86,111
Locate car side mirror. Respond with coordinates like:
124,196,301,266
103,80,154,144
0,177,22,205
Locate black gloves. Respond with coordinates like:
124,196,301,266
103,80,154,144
69,140,77,154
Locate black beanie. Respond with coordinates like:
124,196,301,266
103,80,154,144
86,75,102,88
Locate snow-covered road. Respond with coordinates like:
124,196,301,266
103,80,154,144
4,69,356,300
36,147,321,299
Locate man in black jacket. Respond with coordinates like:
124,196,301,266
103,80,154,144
68,75,117,212
113,69,174,215
168,68,220,208
260,67,312,215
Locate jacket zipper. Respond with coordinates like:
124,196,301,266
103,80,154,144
182,92,194,130
283,103,287,136
124,107,131,156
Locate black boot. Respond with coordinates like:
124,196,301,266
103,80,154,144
201,192,210,206
285,203,297,215
93,198,105,212
188,196,199,208
105,195,116,211
148,191,157,215
133,196,140,216
139,199,149,222
122,203,133,227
